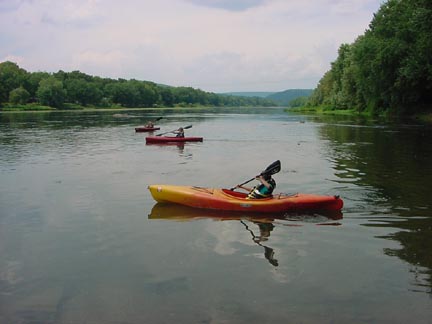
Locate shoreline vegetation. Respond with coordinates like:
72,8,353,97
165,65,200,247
287,106,432,124
0,103,280,112
2,103,431,125
0,61,277,112
300,0,431,119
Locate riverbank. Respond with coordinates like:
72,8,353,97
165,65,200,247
287,106,432,125
0,105,283,117
0,104,281,114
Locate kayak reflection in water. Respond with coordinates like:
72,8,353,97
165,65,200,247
241,220,278,267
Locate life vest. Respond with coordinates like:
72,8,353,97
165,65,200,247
247,178,276,199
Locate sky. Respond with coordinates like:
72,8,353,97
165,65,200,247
0,0,383,93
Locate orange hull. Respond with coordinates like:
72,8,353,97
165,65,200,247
148,185,343,213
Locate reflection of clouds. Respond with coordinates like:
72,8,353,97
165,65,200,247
0,260,22,287
205,219,310,284
205,221,251,255
270,267,289,283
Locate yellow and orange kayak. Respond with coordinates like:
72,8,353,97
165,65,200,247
148,185,343,213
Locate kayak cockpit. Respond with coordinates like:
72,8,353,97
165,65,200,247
221,189,274,200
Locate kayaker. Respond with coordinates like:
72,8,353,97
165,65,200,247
236,173,276,199
174,127,184,138
145,121,154,128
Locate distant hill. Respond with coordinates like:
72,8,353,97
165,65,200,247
266,89,313,106
222,89,313,106
221,92,275,98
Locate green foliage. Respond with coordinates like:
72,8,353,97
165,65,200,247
24,71,50,100
65,78,102,106
0,61,27,104
288,96,309,108
9,86,30,104
1,61,275,109
308,0,432,115
36,76,66,108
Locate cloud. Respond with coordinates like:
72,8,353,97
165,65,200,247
0,0,383,92
184,0,268,12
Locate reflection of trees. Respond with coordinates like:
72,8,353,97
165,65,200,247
318,119,432,294
366,217,432,293
319,122,432,215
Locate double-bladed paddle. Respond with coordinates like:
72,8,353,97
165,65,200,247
156,124,192,136
230,160,281,191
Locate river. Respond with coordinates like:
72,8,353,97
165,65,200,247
1,108,431,323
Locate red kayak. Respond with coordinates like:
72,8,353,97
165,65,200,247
135,126,161,132
146,136,203,143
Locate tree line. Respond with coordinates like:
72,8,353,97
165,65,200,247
0,62,276,109
306,0,432,115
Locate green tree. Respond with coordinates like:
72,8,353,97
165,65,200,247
24,71,50,101
36,76,66,108
9,86,30,104
289,96,308,108
0,61,27,104
159,87,175,106
64,78,102,106
309,0,432,115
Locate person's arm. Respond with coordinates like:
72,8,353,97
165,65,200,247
258,176,272,189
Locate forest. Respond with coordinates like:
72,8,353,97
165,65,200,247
0,62,276,110
307,0,432,115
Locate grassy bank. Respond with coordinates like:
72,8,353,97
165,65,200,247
286,106,377,117
287,105,432,124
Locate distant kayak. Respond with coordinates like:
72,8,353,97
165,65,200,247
135,126,161,132
148,185,343,213
146,136,203,143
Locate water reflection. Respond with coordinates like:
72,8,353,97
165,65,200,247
318,118,432,294
145,142,185,151
239,220,279,266
148,203,343,267
365,217,432,293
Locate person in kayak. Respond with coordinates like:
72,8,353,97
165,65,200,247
236,173,276,199
174,127,184,138
145,121,154,128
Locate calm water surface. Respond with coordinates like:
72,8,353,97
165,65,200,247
1,108,431,323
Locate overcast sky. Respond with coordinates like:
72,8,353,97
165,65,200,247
0,0,383,93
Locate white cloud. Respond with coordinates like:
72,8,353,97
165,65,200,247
0,0,383,92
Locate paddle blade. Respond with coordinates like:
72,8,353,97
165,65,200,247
231,160,281,191
261,160,281,176
184,125,193,129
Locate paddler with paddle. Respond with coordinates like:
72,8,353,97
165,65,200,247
234,160,279,199
173,127,184,138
